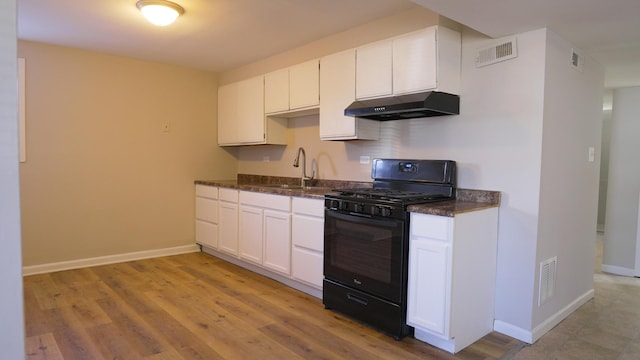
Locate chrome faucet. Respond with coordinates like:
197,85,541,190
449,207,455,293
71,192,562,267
293,147,315,188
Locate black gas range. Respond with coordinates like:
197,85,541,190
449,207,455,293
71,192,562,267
323,159,456,340
325,159,456,219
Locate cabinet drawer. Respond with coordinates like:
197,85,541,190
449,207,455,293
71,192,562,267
195,197,218,223
195,185,218,199
196,220,218,249
292,247,323,288
411,213,452,241
219,188,238,202
292,215,323,251
292,197,324,217
239,191,290,211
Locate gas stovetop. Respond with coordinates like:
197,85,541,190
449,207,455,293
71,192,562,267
325,159,457,218
332,188,452,205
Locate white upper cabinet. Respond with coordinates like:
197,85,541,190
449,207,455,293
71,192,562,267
393,27,438,94
355,26,461,99
217,76,287,146
264,59,320,116
289,59,320,110
264,68,289,114
319,48,380,140
355,40,393,99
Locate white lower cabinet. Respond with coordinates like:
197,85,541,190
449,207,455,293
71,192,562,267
263,209,291,274
239,204,263,264
195,185,324,298
239,191,291,275
407,209,499,354
217,188,239,256
291,197,324,288
409,236,451,336
195,185,219,249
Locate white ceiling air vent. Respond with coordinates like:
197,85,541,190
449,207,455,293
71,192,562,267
476,36,518,67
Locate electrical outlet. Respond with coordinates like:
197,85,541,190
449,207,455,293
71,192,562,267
360,156,370,164
263,156,270,162
588,147,595,162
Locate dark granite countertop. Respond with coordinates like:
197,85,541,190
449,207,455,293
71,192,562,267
196,174,372,199
195,175,500,216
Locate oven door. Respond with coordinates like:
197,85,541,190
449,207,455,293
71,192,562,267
324,209,407,303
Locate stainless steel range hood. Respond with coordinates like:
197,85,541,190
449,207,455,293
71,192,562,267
344,91,459,121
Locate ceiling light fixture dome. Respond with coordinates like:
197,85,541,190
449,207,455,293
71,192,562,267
136,0,184,26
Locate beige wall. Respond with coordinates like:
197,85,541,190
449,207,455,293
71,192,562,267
224,7,446,181
19,41,236,266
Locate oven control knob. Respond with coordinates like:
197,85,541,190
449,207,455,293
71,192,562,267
328,200,339,209
338,201,348,211
354,203,364,212
379,207,392,217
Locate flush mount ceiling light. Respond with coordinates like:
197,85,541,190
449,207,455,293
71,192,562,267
136,0,184,26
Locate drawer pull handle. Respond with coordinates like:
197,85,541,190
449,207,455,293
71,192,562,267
347,293,368,306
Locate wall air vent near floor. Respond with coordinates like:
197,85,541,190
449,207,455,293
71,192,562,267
476,36,518,67
538,256,558,306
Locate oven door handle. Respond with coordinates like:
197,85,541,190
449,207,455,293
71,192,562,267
325,209,402,228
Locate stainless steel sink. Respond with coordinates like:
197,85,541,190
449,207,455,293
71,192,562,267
259,184,304,189
258,184,328,191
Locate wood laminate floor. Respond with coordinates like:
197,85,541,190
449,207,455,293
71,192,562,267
24,236,640,359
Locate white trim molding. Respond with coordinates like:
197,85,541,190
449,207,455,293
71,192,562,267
494,288,594,344
635,193,640,277
601,263,636,277
22,244,200,276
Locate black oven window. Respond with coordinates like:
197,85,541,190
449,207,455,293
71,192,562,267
331,221,393,283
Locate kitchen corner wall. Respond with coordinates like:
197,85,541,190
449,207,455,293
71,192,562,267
603,86,640,275
222,10,603,343
1,0,26,358
18,41,237,267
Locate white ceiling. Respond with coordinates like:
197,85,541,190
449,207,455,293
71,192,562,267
18,0,640,88
411,0,640,88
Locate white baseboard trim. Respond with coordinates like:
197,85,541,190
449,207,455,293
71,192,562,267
201,246,323,300
530,288,594,342
601,263,636,277
22,244,200,276
493,288,594,344
493,320,533,343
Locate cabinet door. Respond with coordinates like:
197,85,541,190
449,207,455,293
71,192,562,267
393,27,437,94
217,82,239,145
239,205,263,264
356,40,393,99
218,201,238,256
264,68,289,114
263,209,291,275
320,49,379,140
289,59,319,110
407,237,452,338
320,49,357,139
236,76,265,144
